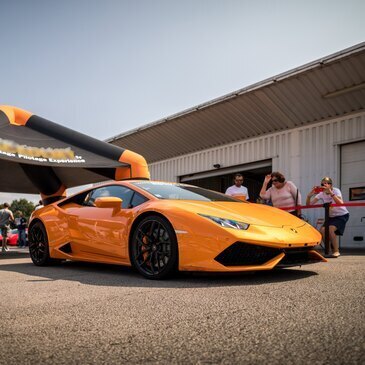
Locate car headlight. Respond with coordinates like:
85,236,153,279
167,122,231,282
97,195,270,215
199,214,249,230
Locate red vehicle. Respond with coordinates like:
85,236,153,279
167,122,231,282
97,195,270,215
0,229,28,246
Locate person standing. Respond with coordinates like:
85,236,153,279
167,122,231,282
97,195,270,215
15,211,27,248
225,173,250,201
260,172,301,216
0,203,15,253
306,177,349,258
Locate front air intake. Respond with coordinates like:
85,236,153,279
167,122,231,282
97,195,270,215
215,242,280,266
277,248,321,267
59,243,72,254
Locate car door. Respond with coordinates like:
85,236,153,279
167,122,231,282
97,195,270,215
74,185,136,259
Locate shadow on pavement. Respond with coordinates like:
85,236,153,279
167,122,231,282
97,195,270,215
338,248,365,256
0,249,30,259
0,256,319,288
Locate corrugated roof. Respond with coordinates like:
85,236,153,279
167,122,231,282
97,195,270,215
108,42,365,163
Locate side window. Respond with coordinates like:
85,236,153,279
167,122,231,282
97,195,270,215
108,186,135,209
129,192,148,208
83,191,94,206
85,187,111,206
85,185,135,209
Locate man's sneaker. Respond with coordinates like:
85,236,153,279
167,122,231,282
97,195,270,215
325,252,340,258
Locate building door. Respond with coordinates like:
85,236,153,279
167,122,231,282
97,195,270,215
341,140,365,248
180,159,272,202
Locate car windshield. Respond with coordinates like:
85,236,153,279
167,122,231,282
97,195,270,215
131,181,243,202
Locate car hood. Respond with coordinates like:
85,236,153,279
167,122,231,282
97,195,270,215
166,200,305,228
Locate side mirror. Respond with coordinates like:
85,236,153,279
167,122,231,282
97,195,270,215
94,197,122,213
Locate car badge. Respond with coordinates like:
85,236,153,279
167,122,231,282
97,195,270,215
290,228,298,234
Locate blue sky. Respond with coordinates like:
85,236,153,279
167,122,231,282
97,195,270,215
0,0,364,202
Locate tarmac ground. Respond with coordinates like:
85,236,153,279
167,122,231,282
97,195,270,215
0,247,364,365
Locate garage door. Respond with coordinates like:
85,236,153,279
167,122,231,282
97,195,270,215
341,141,365,248
180,159,272,200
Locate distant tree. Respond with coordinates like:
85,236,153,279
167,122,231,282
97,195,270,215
9,199,36,220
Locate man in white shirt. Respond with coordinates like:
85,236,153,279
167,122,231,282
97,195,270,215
225,173,249,201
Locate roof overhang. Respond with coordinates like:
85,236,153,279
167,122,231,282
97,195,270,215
108,42,365,163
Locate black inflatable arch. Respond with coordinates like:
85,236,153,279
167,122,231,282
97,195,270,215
0,106,150,204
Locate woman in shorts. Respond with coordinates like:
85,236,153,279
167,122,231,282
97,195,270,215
306,177,349,258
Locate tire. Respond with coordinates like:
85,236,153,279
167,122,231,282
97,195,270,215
29,221,60,266
130,215,178,279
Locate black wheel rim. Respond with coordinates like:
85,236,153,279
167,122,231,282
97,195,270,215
134,220,172,276
29,225,47,264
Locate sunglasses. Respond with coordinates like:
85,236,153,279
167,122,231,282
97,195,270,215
271,179,279,183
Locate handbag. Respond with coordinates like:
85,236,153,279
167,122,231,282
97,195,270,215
292,188,305,219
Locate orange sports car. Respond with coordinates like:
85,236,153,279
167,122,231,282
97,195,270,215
29,180,326,279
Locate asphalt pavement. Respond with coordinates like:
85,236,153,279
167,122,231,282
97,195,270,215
0,248,364,365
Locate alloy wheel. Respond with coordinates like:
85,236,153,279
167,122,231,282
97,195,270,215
132,216,177,279
29,222,50,266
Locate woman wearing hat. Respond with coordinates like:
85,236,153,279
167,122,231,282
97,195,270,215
306,177,349,258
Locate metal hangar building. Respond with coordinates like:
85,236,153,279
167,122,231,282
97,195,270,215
108,42,365,248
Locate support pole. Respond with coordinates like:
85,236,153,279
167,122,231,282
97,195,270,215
324,203,330,255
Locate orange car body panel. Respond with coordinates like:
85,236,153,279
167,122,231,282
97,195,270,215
31,181,325,272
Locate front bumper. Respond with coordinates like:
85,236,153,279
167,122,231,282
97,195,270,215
174,217,324,272
214,242,326,268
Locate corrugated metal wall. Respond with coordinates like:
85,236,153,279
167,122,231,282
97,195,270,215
149,112,365,224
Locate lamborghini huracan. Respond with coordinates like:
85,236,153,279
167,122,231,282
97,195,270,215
29,181,326,279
